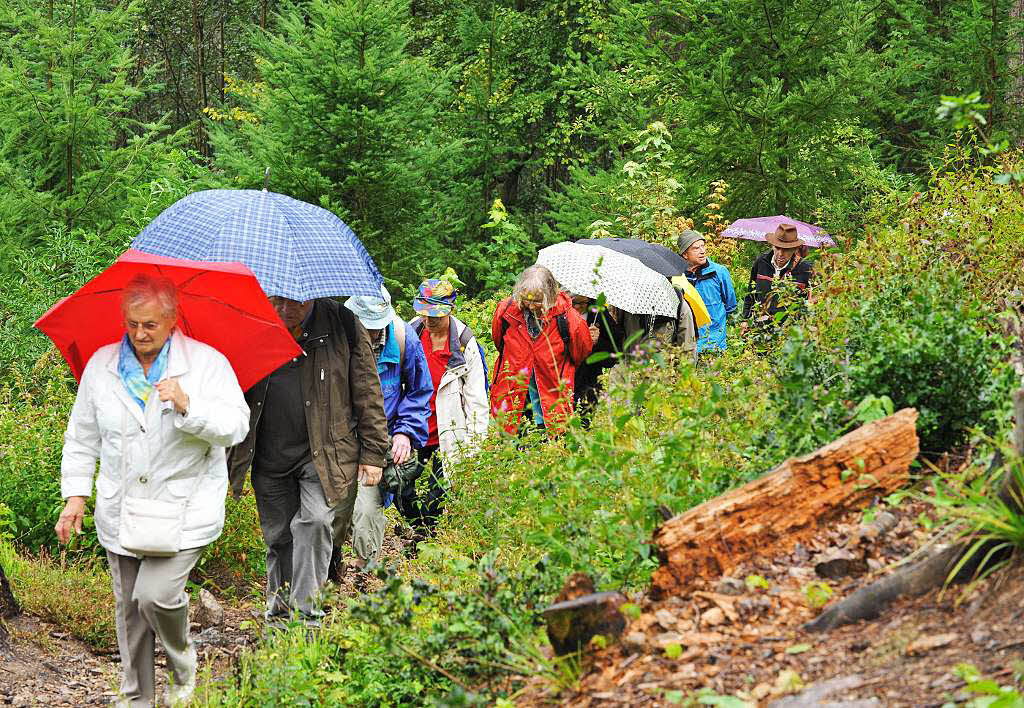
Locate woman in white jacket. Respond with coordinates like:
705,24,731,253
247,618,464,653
54,274,249,707
401,278,489,538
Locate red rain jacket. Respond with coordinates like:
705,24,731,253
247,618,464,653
490,292,593,433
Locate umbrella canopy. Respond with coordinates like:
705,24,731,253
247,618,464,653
577,237,688,278
132,189,383,301
35,249,302,391
537,242,679,318
722,215,835,248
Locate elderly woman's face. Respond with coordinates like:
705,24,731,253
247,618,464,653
123,298,176,360
520,290,549,317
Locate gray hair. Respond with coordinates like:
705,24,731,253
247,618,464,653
513,265,559,311
121,273,179,319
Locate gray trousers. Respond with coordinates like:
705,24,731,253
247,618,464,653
107,547,203,707
348,483,387,565
252,460,355,617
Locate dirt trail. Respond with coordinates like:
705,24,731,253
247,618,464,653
523,502,1024,706
0,533,406,706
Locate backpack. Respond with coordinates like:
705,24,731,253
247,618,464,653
493,300,572,385
411,317,490,394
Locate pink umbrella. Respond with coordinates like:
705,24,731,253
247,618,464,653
721,215,835,248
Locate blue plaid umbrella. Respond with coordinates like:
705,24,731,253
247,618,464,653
132,189,383,300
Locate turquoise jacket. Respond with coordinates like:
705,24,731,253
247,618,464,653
686,259,737,351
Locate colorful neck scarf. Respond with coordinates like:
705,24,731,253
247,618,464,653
118,334,171,410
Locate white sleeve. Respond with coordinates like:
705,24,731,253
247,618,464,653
60,366,101,499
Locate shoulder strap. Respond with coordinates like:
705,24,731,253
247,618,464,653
411,316,425,337
392,316,406,363
458,321,474,350
556,312,571,356
337,302,357,351
494,300,512,354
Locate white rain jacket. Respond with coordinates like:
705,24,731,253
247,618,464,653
428,316,490,466
60,332,250,556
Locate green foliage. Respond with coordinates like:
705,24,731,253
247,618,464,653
928,450,1024,586
802,581,833,609
196,493,266,593
0,0,187,243
209,0,466,287
0,370,84,554
843,274,1013,453
947,663,1024,708
195,610,449,706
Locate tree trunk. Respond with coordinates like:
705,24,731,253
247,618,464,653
651,409,920,598
0,561,20,644
192,0,210,157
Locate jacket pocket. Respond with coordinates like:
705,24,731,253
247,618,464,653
164,476,196,499
330,419,360,461
95,474,119,499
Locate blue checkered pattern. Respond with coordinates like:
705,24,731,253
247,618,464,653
132,189,383,300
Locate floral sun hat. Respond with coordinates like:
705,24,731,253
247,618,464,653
412,278,457,316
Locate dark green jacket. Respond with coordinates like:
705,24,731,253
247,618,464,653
227,299,390,506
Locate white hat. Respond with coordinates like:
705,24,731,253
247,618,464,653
344,285,396,330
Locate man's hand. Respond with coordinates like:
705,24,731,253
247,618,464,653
358,464,383,486
55,496,86,544
588,324,600,345
155,378,189,415
391,434,413,465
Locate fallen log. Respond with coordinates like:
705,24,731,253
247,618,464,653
651,408,919,598
806,390,1024,633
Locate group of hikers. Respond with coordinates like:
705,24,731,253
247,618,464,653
52,223,813,706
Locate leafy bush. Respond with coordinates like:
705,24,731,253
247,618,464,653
844,274,1014,453
0,370,83,554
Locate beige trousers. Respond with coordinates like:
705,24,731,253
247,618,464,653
107,547,203,707
350,483,387,565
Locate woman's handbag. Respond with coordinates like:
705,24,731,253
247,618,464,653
119,494,191,557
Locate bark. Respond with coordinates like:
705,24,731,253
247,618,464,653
651,409,919,598
805,388,1024,633
0,562,20,644
543,592,627,656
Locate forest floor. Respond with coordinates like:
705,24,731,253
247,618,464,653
0,533,404,706
3,506,1022,706
523,500,1024,706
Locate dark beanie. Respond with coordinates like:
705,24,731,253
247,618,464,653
677,229,705,253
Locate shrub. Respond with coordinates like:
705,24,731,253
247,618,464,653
0,369,85,554
844,274,1014,454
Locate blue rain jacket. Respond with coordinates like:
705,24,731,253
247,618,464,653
686,259,737,352
377,321,432,448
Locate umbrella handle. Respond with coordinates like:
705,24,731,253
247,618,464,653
262,167,271,192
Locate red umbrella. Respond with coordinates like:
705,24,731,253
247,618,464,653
35,249,302,391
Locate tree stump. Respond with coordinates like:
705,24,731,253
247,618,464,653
651,408,919,598
0,562,20,646
543,591,627,656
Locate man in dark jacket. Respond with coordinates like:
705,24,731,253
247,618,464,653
227,297,389,623
742,223,813,325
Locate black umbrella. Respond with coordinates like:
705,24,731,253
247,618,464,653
576,238,687,278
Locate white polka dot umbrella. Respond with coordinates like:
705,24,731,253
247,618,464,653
537,242,680,317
